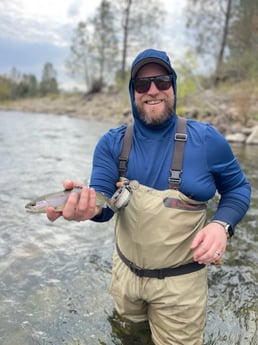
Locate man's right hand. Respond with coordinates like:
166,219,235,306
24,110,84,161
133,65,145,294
46,179,101,222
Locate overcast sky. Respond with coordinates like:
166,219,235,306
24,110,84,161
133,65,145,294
0,0,191,90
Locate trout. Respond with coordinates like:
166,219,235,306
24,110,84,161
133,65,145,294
25,187,118,213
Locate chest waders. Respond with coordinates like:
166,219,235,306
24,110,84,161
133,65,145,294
116,118,207,277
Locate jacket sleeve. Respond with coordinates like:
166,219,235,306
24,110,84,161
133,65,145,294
89,126,126,222
206,125,251,231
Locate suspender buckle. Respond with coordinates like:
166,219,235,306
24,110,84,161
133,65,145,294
168,169,182,188
174,133,187,141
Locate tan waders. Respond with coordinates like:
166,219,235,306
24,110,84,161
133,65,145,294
110,184,208,345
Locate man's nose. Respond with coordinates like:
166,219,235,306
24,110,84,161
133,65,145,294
147,81,159,94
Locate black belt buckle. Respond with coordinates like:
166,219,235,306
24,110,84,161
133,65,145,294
157,269,165,279
129,262,144,277
129,263,165,279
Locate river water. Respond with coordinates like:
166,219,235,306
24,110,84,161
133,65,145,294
0,111,257,345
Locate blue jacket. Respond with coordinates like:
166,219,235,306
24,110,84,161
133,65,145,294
90,49,251,233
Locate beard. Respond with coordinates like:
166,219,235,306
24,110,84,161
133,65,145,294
136,96,175,125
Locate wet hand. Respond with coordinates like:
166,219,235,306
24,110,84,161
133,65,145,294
46,207,62,222
191,223,228,264
62,184,100,221
46,180,101,222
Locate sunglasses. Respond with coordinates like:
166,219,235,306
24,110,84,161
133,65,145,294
133,75,173,93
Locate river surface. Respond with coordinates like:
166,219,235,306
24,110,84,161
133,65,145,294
0,111,257,345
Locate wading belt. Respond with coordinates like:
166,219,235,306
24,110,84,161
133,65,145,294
116,117,204,279
116,243,205,279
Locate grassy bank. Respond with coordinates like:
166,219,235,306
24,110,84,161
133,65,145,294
0,92,130,125
1,80,258,133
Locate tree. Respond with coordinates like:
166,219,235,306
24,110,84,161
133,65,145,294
185,0,237,82
66,0,165,89
39,62,58,96
9,67,22,83
66,22,92,91
66,1,118,93
113,0,165,79
22,74,38,97
227,0,258,79
0,76,12,100
91,0,118,87
185,0,258,83
215,0,232,80
0,71,38,100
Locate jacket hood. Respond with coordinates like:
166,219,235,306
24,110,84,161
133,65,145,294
129,48,177,129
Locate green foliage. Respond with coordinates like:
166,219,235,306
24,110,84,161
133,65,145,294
114,69,131,108
0,76,12,100
39,62,59,96
0,62,59,100
0,74,38,100
39,78,58,96
115,69,130,91
174,52,199,114
185,0,258,86
228,79,258,126
177,72,198,99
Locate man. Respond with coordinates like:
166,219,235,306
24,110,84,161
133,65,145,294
47,49,251,345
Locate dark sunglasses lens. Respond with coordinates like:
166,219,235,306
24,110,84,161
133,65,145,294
134,79,150,93
134,76,172,93
155,77,172,90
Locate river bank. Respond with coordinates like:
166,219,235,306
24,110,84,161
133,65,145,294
1,86,258,143
0,92,129,124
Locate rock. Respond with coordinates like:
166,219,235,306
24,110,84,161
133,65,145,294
246,126,258,145
226,133,246,143
242,127,253,135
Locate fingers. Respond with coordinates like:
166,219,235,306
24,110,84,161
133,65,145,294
46,181,99,223
76,187,97,219
194,242,223,264
62,186,98,221
47,207,62,222
190,231,204,250
46,180,83,223
63,179,83,190
191,223,227,264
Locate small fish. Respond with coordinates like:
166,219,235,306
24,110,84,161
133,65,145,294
25,187,118,213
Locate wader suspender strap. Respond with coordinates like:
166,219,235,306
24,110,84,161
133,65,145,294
169,117,187,189
118,124,133,177
118,117,187,189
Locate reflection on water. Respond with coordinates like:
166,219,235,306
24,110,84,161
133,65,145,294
0,111,257,345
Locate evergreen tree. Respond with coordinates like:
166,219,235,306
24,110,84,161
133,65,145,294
39,62,59,96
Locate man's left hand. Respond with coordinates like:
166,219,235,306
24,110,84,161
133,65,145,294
191,222,228,264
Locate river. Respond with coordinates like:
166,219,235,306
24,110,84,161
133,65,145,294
0,111,257,345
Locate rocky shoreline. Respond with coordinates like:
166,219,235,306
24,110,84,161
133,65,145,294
1,90,258,144
0,93,128,124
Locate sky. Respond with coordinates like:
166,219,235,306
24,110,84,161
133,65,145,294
0,0,191,90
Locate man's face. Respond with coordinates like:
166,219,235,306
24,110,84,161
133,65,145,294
134,63,175,125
